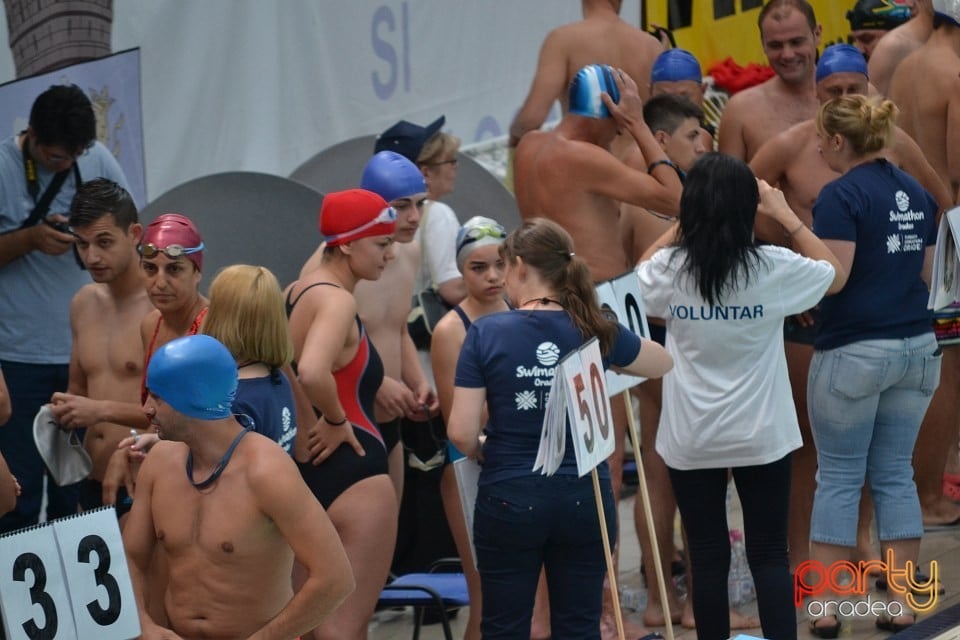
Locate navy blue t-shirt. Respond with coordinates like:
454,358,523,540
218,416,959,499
234,371,297,454
812,159,936,350
455,310,641,486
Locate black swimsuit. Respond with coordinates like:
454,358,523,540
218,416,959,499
286,282,389,508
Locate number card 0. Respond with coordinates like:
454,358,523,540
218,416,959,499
595,272,650,395
0,507,140,640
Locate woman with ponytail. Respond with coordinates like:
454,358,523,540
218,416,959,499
447,217,672,639
638,151,845,640
804,95,941,636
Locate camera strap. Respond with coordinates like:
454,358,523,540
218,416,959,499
19,132,83,231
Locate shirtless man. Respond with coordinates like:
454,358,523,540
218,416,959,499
124,334,353,639
868,0,932,96
750,45,956,576
887,1,960,529
718,0,822,162
49,179,153,516
846,0,913,62
508,0,664,148
300,151,438,503
514,63,680,639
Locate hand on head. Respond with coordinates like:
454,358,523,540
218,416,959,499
602,67,644,130
756,179,800,231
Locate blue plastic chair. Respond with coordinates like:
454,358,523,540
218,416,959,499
377,559,469,640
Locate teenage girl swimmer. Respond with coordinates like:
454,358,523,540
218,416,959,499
285,189,399,640
429,216,510,640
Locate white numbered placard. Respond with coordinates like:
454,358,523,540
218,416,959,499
0,523,76,639
561,339,616,476
595,272,650,395
53,508,141,639
0,507,140,640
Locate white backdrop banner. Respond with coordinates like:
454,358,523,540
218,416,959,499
0,1,641,202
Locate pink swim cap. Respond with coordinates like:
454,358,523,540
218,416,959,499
142,213,204,271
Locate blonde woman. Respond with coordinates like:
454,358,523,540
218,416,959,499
807,95,940,636
203,264,297,453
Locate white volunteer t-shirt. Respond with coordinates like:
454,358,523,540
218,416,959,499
638,245,835,470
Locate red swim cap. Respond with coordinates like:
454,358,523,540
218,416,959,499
142,213,204,271
320,189,397,247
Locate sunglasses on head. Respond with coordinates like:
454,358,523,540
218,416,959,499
325,206,397,243
138,242,205,260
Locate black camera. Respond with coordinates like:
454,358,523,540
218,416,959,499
45,219,72,234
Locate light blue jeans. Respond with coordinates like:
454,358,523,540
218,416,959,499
808,334,941,546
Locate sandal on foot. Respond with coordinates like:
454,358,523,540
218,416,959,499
809,615,841,639
876,613,916,632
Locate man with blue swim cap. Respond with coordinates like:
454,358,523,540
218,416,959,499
125,333,354,639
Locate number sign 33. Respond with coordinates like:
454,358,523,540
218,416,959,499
0,507,140,640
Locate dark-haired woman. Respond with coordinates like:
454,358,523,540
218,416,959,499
447,217,673,639
637,152,845,640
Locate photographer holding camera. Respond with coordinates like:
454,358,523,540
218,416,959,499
0,84,128,532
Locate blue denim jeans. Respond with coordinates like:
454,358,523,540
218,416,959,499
0,361,81,532
474,473,616,640
808,335,940,546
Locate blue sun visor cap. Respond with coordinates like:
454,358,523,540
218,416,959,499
569,64,620,119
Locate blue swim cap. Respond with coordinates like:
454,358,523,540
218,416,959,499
569,64,620,119
456,216,506,271
146,335,237,420
361,151,427,204
651,49,702,84
816,44,868,83
934,0,960,27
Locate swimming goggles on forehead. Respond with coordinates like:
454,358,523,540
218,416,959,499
458,223,507,253
325,206,397,244
138,242,205,260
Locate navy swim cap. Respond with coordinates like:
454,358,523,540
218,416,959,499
934,0,960,27
816,44,868,83
569,64,620,119
847,0,912,30
146,335,237,420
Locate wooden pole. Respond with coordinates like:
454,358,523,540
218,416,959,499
592,467,625,640
623,390,675,640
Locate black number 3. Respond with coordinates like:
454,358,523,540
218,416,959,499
12,552,58,640
78,534,122,625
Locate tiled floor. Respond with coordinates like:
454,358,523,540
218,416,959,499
369,485,960,640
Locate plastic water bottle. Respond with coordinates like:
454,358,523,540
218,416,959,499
728,529,756,606
620,585,648,612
